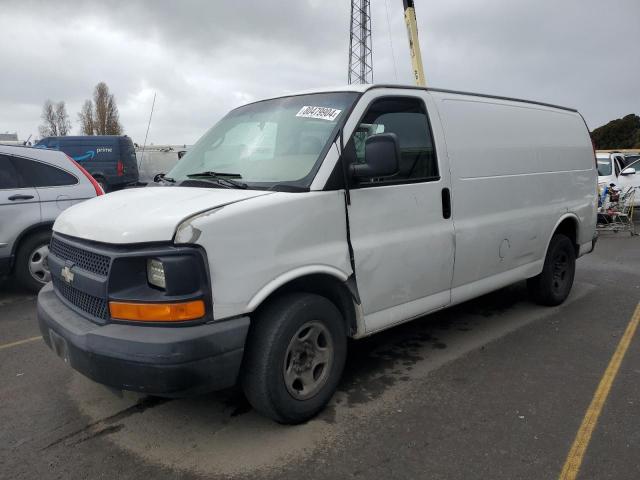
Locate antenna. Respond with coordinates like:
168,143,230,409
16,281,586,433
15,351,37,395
348,0,373,84
139,92,156,170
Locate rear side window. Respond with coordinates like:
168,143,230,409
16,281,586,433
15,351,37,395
348,96,438,185
0,154,23,189
13,157,78,187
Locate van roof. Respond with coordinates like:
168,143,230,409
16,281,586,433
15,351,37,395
39,135,128,141
275,84,578,113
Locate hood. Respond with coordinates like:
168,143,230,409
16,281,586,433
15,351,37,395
53,186,271,244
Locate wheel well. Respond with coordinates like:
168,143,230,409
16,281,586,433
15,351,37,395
11,223,53,258
8,223,53,273
553,217,579,255
254,274,359,337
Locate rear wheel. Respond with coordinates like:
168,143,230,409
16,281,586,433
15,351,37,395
241,293,347,424
527,234,575,306
94,176,109,193
15,230,52,293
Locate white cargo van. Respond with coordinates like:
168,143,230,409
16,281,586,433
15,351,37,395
38,85,597,424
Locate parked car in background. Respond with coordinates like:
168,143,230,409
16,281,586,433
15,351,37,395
35,135,139,192
0,145,103,291
135,145,189,184
596,152,640,205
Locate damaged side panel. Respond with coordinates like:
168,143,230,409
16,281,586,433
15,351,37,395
179,190,354,321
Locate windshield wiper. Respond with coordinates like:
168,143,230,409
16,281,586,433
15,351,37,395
186,171,248,189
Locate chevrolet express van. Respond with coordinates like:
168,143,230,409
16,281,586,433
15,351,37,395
37,85,597,424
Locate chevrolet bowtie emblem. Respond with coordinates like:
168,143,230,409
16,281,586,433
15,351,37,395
61,266,75,284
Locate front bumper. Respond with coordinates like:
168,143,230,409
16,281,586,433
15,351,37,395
37,283,249,397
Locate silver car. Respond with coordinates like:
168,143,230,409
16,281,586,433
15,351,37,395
0,145,102,291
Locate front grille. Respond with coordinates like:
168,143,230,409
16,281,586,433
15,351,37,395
50,236,111,276
53,276,108,321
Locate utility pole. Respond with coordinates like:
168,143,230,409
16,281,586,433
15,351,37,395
402,0,426,86
348,0,373,84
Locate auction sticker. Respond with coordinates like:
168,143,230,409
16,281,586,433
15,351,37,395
296,106,342,121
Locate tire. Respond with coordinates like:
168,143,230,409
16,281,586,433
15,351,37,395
94,177,109,193
241,293,347,424
15,230,52,293
527,234,576,306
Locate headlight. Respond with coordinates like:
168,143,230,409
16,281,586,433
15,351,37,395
147,259,166,289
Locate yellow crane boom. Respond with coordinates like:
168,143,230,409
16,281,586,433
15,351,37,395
402,0,426,86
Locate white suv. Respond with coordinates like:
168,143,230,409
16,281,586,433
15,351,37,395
597,152,640,205
0,145,103,291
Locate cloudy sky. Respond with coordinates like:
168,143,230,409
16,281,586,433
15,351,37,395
1,0,638,145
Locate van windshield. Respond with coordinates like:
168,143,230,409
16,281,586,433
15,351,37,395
597,158,612,176
168,92,359,189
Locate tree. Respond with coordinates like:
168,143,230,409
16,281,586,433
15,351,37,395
78,100,95,136
77,82,123,135
591,114,640,149
55,101,72,136
38,100,71,137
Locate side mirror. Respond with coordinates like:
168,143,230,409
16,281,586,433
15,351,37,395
621,167,636,176
350,133,400,179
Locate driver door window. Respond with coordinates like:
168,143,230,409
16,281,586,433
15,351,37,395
349,96,438,185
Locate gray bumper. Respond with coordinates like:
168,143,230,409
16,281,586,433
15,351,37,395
37,283,250,396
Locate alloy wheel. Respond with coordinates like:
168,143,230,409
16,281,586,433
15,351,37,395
28,244,51,284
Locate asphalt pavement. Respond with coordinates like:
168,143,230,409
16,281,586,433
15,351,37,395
1,231,639,480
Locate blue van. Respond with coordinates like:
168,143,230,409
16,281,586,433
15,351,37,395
35,136,139,192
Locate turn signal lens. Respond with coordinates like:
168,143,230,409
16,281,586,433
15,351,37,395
109,300,205,322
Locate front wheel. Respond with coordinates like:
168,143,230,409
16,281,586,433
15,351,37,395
15,230,52,293
527,233,576,306
241,293,347,424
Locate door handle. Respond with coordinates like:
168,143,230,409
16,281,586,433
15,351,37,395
441,188,451,219
8,194,34,201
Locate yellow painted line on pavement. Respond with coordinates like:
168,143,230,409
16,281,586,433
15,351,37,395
559,302,640,480
0,335,42,351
